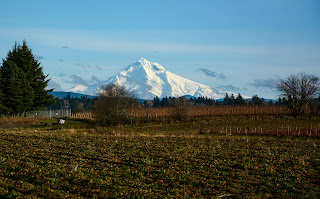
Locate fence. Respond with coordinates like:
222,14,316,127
1,109,93,119
26,110,93,119
25,109,72,118
71,112,92,118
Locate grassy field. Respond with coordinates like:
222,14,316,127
0,116,319,198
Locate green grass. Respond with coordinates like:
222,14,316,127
0,128,319,198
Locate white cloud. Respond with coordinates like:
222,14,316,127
249,78,280,89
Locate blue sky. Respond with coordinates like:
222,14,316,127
0,0,319,99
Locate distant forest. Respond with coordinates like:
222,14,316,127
47,94,96,113
146,93,285,108
48,92,288,113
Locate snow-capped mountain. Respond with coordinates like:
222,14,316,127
101,58,244,100
67,85,88,93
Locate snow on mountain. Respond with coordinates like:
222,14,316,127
67,85,88,93
101,58,244,100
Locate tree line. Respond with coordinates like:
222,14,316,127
0,41,55,115
47,94,95,113
147,94,278,108
48,91,294,114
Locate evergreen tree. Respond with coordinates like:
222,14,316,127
160,97,169,107
223,93,230,105
2,41,55,111
207,98,214,105
153,96,161,108
0,71,6,112
235,93,245,105
268,100,274,105
276,97,287,105
230,94,235,105
0,60,33,114
252,95,263,105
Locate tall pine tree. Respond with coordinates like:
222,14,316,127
252,95,263,105
235,93,245,105
1,41,55,112
223,93,229,105
0,60,33,114
0,70,7,113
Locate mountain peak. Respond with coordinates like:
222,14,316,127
131,57,166,72
102,58,243,99
137,57,148,62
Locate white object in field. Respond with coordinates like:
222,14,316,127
59,119,65,125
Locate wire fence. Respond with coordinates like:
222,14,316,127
25,109,72,118
0,109,93,118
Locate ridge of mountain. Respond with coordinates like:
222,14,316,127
101,58,245,100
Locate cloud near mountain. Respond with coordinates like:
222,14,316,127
199,68,226,80
100,58,247,99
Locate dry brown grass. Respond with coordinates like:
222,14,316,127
0,117,41,129
70,106,291,121
127,105,290,118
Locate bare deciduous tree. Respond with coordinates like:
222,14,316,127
171,97,190,121
94,83,137,126
277,73,319,116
